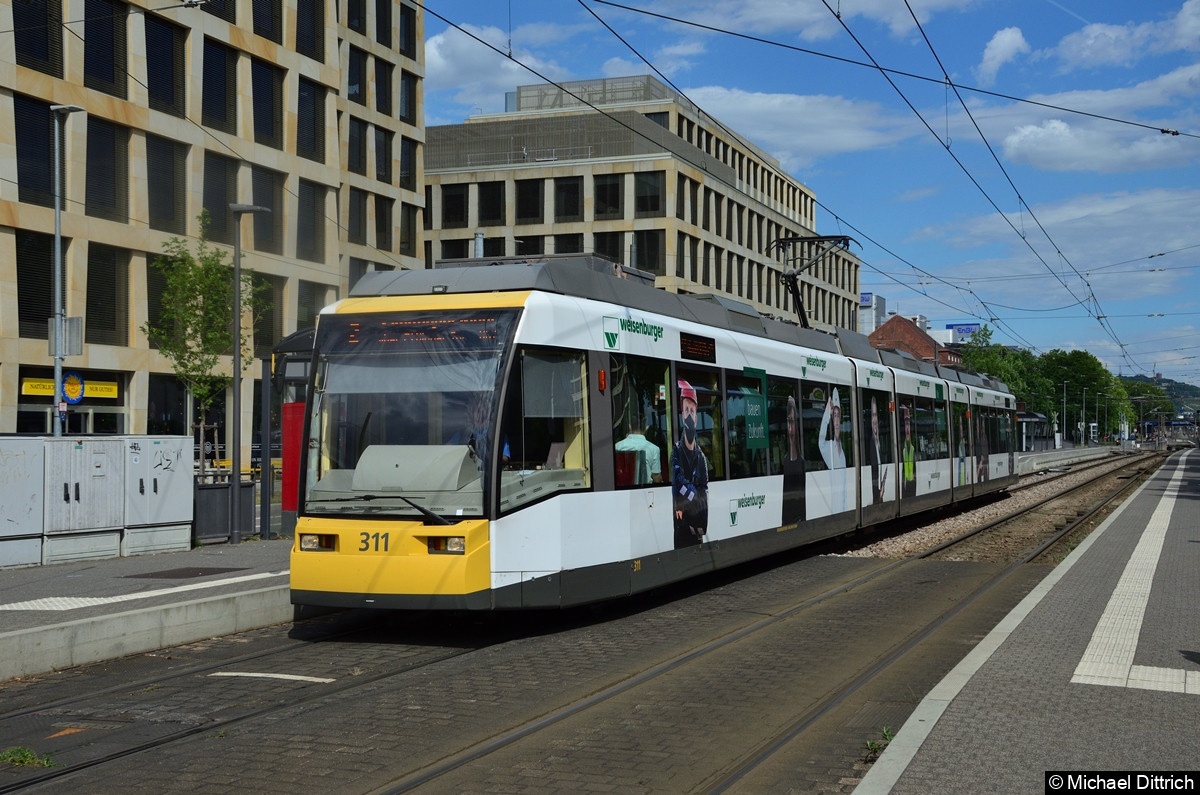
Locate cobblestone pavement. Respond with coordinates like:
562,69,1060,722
3,552,1041,794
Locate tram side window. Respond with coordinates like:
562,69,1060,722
802,380,849,473
611,353,670,487
726,372,768,479
767,377,801,476
934,399,949,458
860,387,894,471
673,366,723,482
498,348,591,513
914,396,937,461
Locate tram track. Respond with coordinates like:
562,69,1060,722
373,452,1162,792
0,453,1161,793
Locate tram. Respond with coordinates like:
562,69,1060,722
290,255,1016,610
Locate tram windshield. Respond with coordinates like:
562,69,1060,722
302,310,519,519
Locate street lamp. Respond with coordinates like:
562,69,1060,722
1061,380,1068,448
229,203,270,544
50,104,84,436
1081,387,1087,446
1095,392,1104,445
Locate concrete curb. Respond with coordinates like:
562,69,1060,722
0,585,292,682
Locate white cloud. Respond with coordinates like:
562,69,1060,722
424,25,573,123
685,86,920,170
975,27,1030,86
1001,120,1189,172
1051,0,1200,70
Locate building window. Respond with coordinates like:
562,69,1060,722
296,280,327,330
516,179,544,224
441,239,469,260
202,39,237,134
297,78,326,162
251,58,284,149
516,236,544,256
634,230,666,275
252,273,284,358
145,15,186,117
376,0,392,47
376,195,393,251
399,2,416,57
14,94,55,209
442,184,467,229
554,234,582,254
347,117,367,175
399,137,417,190
400,203,417,257
85,244,129,346
635,171,665,218
595,174,624,220
346,0,365,33
84,0,128,99
347,47,367,105
399,70,418,123
483,237,504,257
348,188,368,245
644,111,668,128
375,128,393,183
296,0,324,62
555,177,582,223
203,151,238,244
297,180,326,262
14,0,63,78
594,231,624,264
86,117,129,222
203,0,235,23
252,0,282,42
16,230,56,339
376,60,393,115
478,181,505,227
251,165,285,254
147,373,187,434
146,134,187,234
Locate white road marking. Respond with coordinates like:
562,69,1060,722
0,571,288,611
208,672,335,683
1071,454,1198,694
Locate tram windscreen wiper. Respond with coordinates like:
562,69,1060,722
310,493,452,524
397,495,453,525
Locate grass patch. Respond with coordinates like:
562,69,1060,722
0,747,56,768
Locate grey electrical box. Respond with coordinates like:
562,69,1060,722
122,436,193,555
0,437,45,567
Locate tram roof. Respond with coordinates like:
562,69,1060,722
351,256,1008,392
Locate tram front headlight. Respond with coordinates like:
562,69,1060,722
300,533,334,551
428,536,465,554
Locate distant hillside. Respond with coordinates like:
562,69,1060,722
1120,375,1200,414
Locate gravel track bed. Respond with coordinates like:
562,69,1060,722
838,455,1148,560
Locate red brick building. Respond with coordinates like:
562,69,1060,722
868,315,963,368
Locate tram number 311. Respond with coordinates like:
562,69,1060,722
360,532,390,552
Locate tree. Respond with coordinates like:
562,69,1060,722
142,212,270,472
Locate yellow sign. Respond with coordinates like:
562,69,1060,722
21,379,120,399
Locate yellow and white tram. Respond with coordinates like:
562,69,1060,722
290,256,1016,610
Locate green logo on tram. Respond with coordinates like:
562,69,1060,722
728,493,766,526
603,316,665,350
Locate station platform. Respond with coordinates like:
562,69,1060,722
0,536,292,683
858,447,1200,793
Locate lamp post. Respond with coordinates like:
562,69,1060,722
1061,380,1068,448
50,104,85,436
229,204,270,544
1081,387,1087,446
1095,392,1104,445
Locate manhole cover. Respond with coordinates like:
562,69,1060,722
125,567,246,580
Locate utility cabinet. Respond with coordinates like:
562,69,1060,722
42,438,124,563
0,437,45,567
122,436,193,555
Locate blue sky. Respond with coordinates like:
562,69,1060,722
419,1,1200,386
